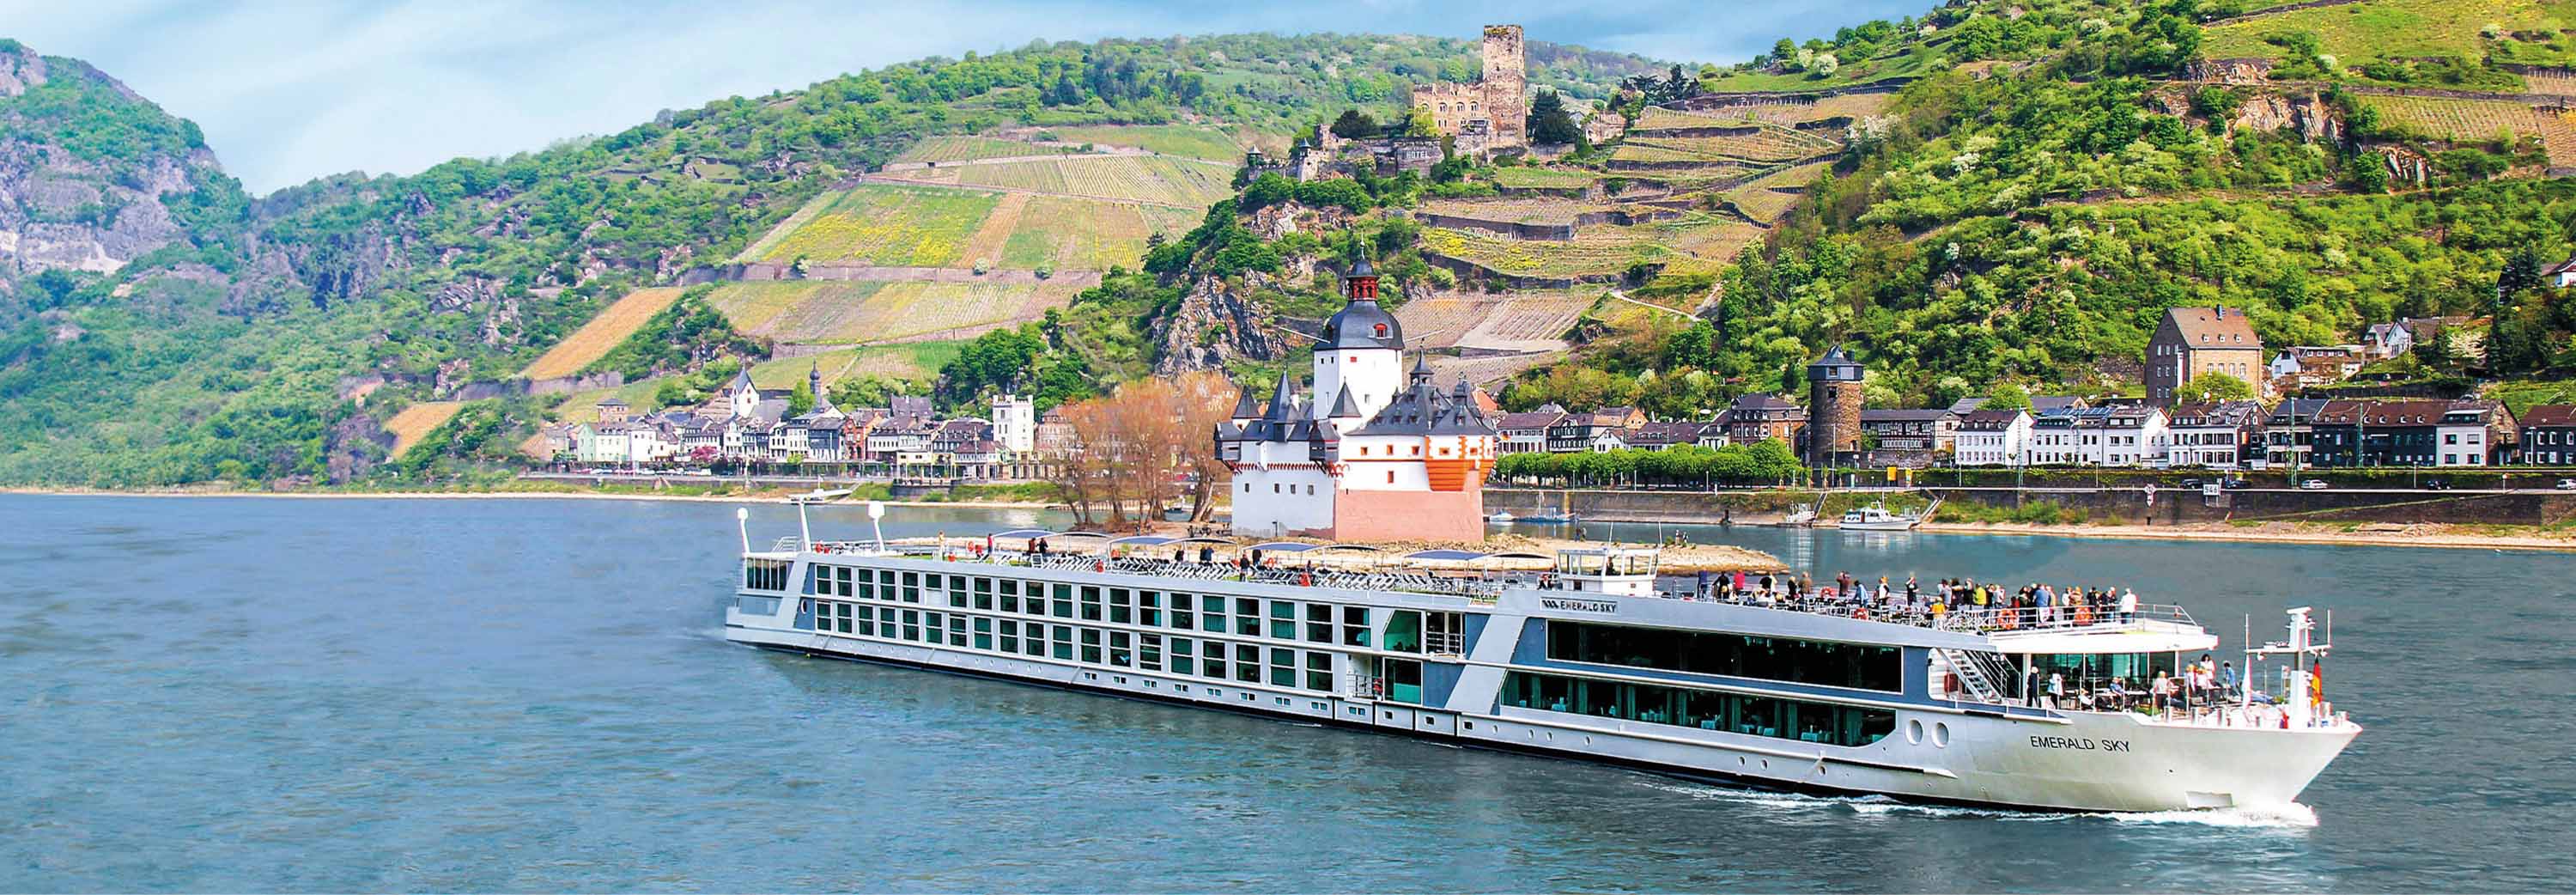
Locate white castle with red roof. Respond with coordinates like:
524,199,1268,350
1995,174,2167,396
1214,260,1499,541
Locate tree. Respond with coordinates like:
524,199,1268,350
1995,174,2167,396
1527,88,1583,146
786,381,815,417
2176,371,2255,404
829,374,903,408
1328,109,1380,139
1983,382,2033,411
1402,107,1441,137
2498,244,2544,314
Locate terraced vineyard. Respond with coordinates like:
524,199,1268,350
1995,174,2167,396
1419,197,1610,225
1492,166,1599,189
519,287,686,378
998,196,1198,270
1622,126,1838,165
384,401,463,456
702,280,1077,344
2358,95,2547,142
739,186,1000,265
894,135,1048,164
1634,93,1893,129
1048,124,1244,161
900,155,1234,207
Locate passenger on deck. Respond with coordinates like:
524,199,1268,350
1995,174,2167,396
2118,588,2140,624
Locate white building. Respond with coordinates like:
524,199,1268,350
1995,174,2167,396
2027,406,2168,466
1215,259,1498,542
1953,409,2032,466
2166,400,2263,469
991,393,1036,455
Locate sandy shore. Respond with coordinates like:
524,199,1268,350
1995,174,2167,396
1918,520,2575,552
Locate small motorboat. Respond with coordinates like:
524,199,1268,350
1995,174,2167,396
1836,502,1922,531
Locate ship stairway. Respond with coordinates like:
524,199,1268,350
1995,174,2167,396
1940,648,2016,704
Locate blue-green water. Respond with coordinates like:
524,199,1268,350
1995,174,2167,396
3,495,2569,892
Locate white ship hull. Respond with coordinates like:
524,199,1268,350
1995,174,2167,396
723,544,2356,813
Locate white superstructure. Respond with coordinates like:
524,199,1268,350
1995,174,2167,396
723,508,2359,813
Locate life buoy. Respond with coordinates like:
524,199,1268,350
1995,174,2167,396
1095,560,1106,573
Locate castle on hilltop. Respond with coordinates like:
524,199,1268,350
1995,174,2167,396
1214,261,1499,542
1410,25,1528,154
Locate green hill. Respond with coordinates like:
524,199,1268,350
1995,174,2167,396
0,33,1656,486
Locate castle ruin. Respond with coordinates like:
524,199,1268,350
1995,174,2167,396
1411,25,1528,154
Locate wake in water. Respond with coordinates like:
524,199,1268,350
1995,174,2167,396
1633,779,2318,829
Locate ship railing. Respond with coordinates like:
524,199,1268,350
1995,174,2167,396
1933,603,2196,635
783,545,1510,599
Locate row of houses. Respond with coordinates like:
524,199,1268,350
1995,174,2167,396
538,366,1058,478
1504,390,2576,470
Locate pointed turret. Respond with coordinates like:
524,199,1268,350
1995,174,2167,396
1409,351,1434,386
1265,369,1300,421
1230,382,1261,420
1325,383,1363,418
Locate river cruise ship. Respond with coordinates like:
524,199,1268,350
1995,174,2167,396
721,508,2358,813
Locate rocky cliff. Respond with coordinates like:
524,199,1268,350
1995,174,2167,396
0,42,233,283
1151,272,1290,374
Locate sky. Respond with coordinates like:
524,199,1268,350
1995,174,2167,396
0,0,1923,195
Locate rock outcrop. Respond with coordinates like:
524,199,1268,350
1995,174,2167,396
0,44,226,280
1151,274,1289,374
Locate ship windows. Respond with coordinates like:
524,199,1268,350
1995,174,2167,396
1140,634,1163,671
1139,591,1161,627
1170,636,1194,675
1201,640,1227,679
974,577,993,610
1306,604,1334,642
1269,600,1297,639
1080,587,1103,621
744,560,790,591
1236,599,1261,636
1268,648,1297,687
1052,625,1073,661
1052,584,1073,618
901,571,920,603
902,609,920,642
1235,645,1261,683
1169,594,1193,630
1383,611,1424,653
1109,588,1132,624
1343,607,1371,648
1306,651,1334,691
1544,621,1901,693
1202,595,1226,633
1109,630,1133,667
999,619,1019,653
1503,671,1894,747
812,565,856,598
815,600,855,634
1080,628,1104,663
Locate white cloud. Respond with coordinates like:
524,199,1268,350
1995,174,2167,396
0,0,1921,193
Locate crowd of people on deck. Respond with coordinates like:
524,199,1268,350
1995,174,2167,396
1689,569,2142,631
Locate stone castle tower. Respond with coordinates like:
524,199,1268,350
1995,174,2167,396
1409,24,1529,152
1480,25,1527,148
1807,344,1864,468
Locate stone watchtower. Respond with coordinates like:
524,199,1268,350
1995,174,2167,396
1481,25,1528,148
1807,344,1864,468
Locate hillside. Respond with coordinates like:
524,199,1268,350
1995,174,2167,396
1492,0,2576,415
0,32,1656,486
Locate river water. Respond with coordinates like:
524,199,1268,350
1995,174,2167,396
2,495,2567,892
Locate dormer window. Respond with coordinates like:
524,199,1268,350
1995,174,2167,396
1374,324,1388,338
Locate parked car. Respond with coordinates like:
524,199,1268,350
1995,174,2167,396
2421,478,2452,490
2299,478,2330,490
2556,478,2576,490
2178,478,2202,489
2221,477,2251,490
